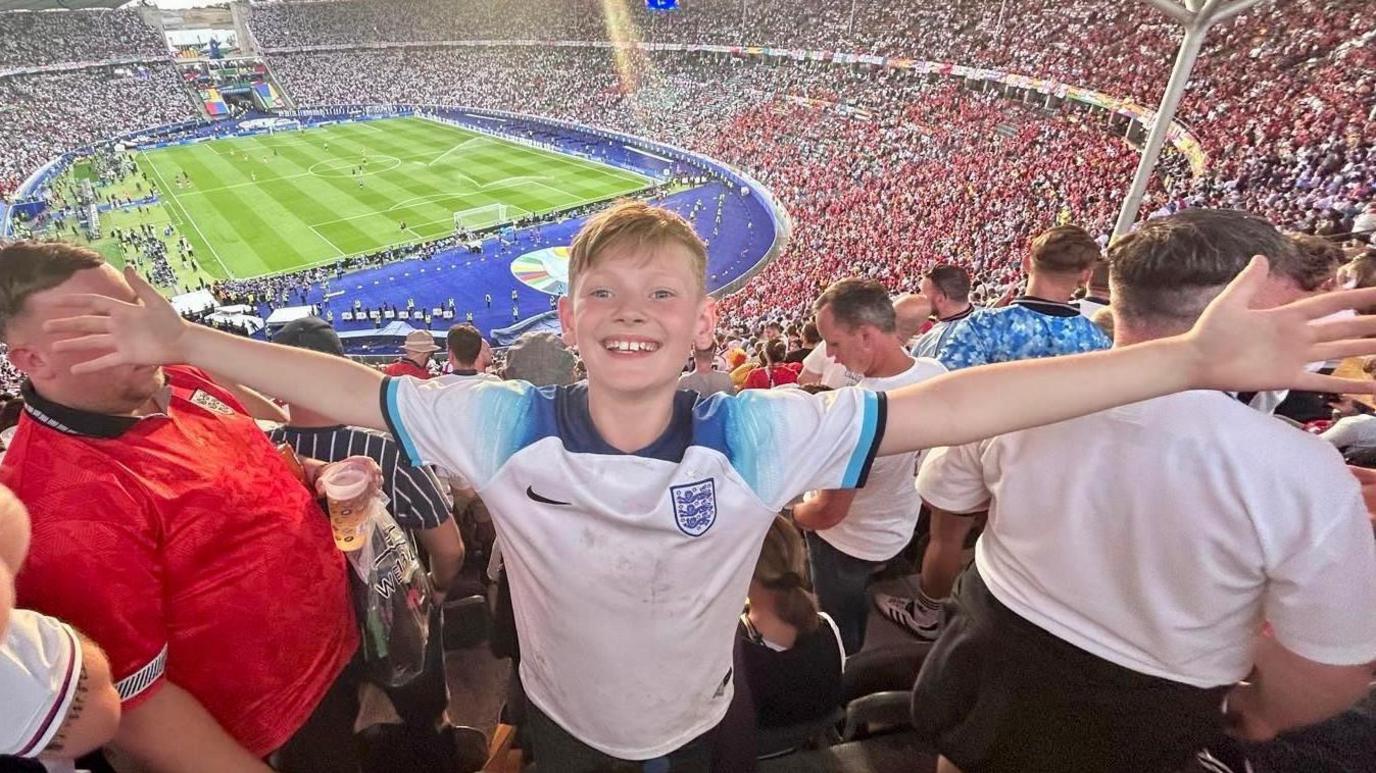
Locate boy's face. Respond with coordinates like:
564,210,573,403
559,240,715,400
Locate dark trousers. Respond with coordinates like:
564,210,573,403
271,662,365,773
913,566,1231,773
805,532,881,655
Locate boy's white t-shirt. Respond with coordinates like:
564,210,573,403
917,390,1376,687
818,357,948,561
1,608,83,758
382,377,885,759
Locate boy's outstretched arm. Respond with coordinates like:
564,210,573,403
879,257,1376,455
43,267,386,431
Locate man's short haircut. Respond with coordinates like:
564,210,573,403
801,321,821,345
446,323,483,364
0,241,105,339
765,321,782,333
925,264,971,303
1287,233,1346,291
568,199,707,293
1030,225,1102,275
1109,208,1301,328
813,278,896,334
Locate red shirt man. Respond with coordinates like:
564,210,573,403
382,330,440,379
2,365,357,758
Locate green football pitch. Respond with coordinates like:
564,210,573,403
133,116,654,279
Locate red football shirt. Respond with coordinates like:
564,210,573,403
381,358,432,379
1,366,357,757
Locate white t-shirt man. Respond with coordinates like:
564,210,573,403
380,377,885,759
2,608,83,759
818,357,948,561
918,389,1376,687
801,341,860,389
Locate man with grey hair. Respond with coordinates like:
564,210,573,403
908,208,1376,773
792,278,946,653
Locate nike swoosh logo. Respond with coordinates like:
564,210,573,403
526,486,571,506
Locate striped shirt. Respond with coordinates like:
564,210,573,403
268,424,452,531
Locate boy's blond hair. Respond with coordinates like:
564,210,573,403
568,199,707,293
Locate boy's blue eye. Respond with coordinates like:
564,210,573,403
652,289,676,299
589,289,612,299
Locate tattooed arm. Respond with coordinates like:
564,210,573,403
42,632,121,760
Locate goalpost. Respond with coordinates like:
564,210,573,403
453,203,532,234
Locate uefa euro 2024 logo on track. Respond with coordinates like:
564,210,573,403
670,479,717,537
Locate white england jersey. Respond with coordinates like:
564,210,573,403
382,377,884,759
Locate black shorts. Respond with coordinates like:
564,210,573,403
911,566,1231,773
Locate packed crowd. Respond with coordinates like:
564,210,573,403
0,9,165,70
267,45,1368,328
246,0,1374,151
0,65,199,201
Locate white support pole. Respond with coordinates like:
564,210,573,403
1111,18,1209,237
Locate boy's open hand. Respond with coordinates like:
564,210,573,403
1188,256,1376,395
43,266,191,372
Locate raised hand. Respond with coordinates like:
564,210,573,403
1187,256,1376,394
42,266,192,373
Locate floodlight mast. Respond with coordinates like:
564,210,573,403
1112,0,1269,238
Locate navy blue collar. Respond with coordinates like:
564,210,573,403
1012,296,1081,318
550,383,700,462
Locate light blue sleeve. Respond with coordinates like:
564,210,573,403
380,376,534,489
720,387,885,511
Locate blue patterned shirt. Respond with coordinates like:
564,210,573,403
936,297,1111,370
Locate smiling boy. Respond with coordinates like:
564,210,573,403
40,199,1376,770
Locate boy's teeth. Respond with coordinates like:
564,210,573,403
606,340,658,352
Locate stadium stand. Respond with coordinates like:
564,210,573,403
0,65,199,201
0,8,165,68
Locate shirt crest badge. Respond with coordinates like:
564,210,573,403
189,389,234,415
670,478,717,537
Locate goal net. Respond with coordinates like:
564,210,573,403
453,203,531,233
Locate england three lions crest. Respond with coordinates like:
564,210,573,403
670,479,717,537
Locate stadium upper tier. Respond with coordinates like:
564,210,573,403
0,9,165,68
245,0,1374,156
0,64,197,199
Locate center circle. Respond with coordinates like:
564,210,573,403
309,154,401,178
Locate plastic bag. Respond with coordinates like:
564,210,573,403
322,462,433,687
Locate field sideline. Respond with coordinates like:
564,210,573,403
134,116,653,279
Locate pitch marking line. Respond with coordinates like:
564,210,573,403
139,151,234,279
427,136,492,167
306,224,347,257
